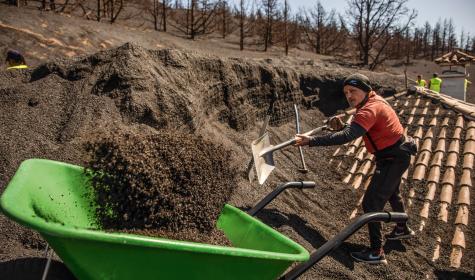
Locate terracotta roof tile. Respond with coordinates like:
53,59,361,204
460,169,472,188
451,226,466,249
441,168,456,186
441,117,450,127
463,140,475,156
457,186,470,206
425,182,438,201
440,184,453,204
445,152,458,168
455,115,464,129
423,127,434,139
429,117,437,127
448,140,460,154
432,236,441,261
455,205,469,225
466,128,475,141
463,154,474,170
416,117,425,126
450,247,463,268
420,201,430,218
413,126,424,140
354,147,366,161
420,138,433,152
343,160,359,183
451,127,462,140
468,121,475,129
438,127,447,140
427,166,441,183
438,202,449,222
415,151,431,168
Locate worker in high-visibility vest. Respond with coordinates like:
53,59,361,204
5,50,28,70
428,73,442,93
465,75,471,92
416,75,426,88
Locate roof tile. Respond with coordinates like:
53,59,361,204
442,168,456,186
463,140,475,155
415,151,431,168
438,202,449,222
455,205,469,225
423,127,434,139
451,127,462,140
425,182,438,201
420,138,433,152
427,166,441,183
460,169,472,187
413,127,424,140
434,139,446,153
450,246,463,269
448,140,460,154
441,117,450,127
432,236,441,261
420,201,430,218
440,185,453,204
468,121,475,129
466,128,475,141
451,226,466,249
462,154,474,170
455,115,464,128
457,186,470,205
445,153,458,168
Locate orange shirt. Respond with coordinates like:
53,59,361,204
352,92,403,154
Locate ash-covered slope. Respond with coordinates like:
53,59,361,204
4,43,462,280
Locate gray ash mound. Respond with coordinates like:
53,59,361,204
84,130,236,245
6,42,458,280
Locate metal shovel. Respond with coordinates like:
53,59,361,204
251,125,327,185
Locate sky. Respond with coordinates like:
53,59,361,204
231,0,475,44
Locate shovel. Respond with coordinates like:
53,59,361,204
252,125,327,185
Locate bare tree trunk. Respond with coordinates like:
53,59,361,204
284,0,288,56
222,0,226,39
97,0,101,21
162,0,167,32
239,0,244,50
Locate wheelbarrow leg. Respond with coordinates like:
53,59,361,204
280,212,409,280
42,244,52,280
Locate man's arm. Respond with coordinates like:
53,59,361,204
309,122,366,147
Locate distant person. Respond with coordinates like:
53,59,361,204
5,50,28,70
428,73,442,93
416,75,426,88
465,74,471,92
295,74,416,265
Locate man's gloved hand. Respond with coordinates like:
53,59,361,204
327,116,345,131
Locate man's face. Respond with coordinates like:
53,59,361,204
343,85,367,108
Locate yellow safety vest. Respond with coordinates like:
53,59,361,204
430,77,442,93
416,79,426,87
7,65,28,70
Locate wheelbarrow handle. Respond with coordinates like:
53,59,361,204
280,211,409,280
259,126,327,157
248,181,316,216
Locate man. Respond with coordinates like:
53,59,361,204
416,74,426,88
428,73,442,93
295,74,415,265
5,50,28,70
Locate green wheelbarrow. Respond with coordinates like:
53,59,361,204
0,159,408,280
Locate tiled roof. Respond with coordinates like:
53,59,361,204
435,50,475,65
330,87,475,269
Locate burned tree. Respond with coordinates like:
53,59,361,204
261,0,278,51
299,1,347,55
347,0,416,69
171,0,219,39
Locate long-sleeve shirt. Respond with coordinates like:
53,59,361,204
309,122,366,147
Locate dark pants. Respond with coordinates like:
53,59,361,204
362,144,410,249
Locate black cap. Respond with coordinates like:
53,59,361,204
343,74,372,93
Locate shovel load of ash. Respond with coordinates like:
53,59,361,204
84,130,237,245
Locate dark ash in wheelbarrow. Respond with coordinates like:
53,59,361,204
84,130,237,246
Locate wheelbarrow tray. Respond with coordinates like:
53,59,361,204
0,159,309,280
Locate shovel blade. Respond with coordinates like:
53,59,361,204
251,132,275,185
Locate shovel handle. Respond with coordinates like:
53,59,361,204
260,126,327,157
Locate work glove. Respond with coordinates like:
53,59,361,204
327,116,345,131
